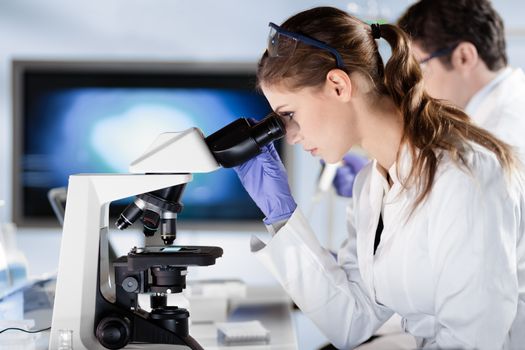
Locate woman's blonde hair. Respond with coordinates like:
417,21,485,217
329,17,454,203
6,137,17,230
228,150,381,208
257,6,516,208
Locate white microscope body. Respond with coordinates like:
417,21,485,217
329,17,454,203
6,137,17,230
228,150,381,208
49,113,285,349
49,128,220,350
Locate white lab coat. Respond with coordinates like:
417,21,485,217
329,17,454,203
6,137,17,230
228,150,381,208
251,143,525,349
466,67,525,162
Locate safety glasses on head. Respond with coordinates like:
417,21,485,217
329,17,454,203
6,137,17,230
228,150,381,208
267,22,347,70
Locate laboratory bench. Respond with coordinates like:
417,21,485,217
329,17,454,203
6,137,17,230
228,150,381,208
0,279,299,350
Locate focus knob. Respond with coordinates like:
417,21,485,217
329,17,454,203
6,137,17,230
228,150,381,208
96,316,130,349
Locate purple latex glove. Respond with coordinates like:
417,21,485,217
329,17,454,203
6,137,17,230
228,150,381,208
233,143,297,225
333,153,369,197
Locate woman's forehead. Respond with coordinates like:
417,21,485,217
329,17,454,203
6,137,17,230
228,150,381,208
262,82,318,99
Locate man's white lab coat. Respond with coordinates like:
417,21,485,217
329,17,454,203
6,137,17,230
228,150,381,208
466,67,525,162
251,143,525,349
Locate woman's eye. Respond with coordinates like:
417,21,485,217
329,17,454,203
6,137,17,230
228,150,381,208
280,112,294,121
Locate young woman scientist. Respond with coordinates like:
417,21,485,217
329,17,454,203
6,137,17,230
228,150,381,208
233,6,525,350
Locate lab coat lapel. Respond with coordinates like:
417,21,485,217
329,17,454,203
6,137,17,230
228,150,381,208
356,159,384,298
356,149,412,299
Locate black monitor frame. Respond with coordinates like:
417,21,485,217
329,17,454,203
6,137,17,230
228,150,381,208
11,60,292,230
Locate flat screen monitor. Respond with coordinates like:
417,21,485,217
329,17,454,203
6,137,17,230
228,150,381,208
12,61,280,228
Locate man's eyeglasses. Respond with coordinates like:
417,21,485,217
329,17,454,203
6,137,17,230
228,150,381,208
267,22,347,70
419,43,459,65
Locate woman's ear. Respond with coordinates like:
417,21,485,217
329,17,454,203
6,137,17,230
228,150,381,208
325,69,352,102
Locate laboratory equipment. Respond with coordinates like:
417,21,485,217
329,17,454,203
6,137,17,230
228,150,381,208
49,114,285,349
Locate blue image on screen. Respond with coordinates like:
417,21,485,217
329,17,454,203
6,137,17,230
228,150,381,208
23,87,272,221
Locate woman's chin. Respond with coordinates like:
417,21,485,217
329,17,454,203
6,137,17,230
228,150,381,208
322,154,341,164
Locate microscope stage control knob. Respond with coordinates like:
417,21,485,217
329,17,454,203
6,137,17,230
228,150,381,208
96,316,131,349
122,276,139,293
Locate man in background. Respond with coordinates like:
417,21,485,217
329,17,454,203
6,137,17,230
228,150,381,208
398,0,525,161
334,0,525,196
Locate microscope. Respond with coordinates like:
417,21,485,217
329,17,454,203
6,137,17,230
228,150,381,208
49,114,285,349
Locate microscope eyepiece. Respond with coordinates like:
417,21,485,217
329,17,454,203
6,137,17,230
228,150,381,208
205,113,285,168
251,113,285,146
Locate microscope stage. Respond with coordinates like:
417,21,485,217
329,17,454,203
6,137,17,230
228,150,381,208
127,245,223,269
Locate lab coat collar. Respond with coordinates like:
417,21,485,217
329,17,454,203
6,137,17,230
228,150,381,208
465,67,513,120
370,143,413,193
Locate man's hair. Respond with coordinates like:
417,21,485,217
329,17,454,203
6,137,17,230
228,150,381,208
398,0,507,71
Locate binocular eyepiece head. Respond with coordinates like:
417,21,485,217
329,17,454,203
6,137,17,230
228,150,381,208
115,113,286,244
